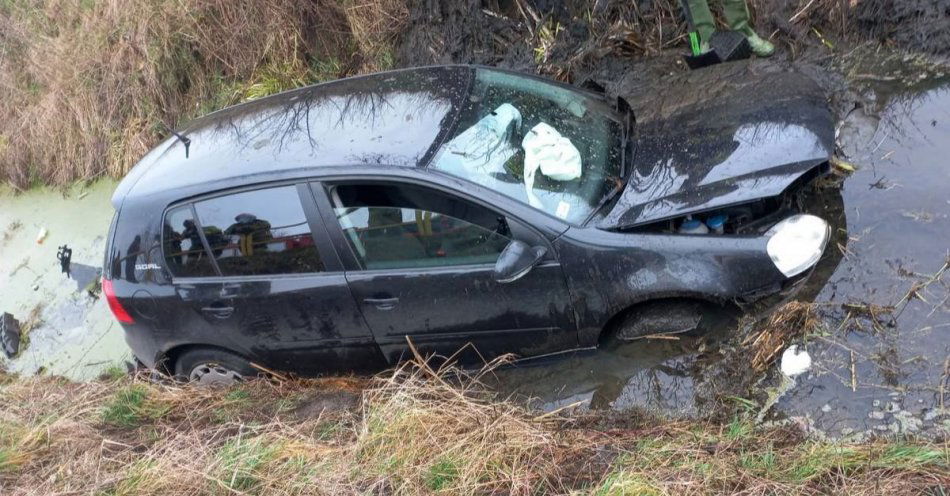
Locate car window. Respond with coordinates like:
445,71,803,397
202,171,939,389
162,205,218,277
429,68,623,224
329,184,511,270
192,185,324,276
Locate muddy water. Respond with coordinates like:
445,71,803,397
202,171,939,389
0,181,131,379
489,80,950,438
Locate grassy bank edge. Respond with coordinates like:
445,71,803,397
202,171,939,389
0,364,946,495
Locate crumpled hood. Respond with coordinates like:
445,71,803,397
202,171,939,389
599,67,834,229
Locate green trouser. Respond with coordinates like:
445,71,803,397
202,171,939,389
686,0,753,43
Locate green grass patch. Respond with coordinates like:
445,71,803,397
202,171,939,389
100,365,127,381
875,442,946,468
101,384,169,428
426,456,460,491
593,470,662,496
216,437,281,493
725,416,754,441
739,443,777,475
212,388,255,424
0,418,49,474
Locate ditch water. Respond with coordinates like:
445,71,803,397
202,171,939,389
0,180,130,379
0,68,947,439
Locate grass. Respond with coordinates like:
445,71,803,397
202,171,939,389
0,361,944,495
100,365,128,381
216,437,282,492
0,420,38,473
0,0,409,188
101,384,170,427
426,457,460,491
12,302,44,356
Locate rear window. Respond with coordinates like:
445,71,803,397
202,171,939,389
163,185,325,277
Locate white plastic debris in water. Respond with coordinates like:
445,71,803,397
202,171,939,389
780,345,812,377
522,122,582,209
35,227,48,244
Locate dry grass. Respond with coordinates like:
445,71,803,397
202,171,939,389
0,0,407,189
354,359,587,494
0,360,946,495
342,0,409,72
743,301,821,372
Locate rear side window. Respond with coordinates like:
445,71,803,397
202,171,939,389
163,205,218,277
193,186,324,276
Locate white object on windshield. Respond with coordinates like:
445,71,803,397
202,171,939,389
522,122,582,209
437,103,522,181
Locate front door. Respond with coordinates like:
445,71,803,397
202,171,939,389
315,181,577,365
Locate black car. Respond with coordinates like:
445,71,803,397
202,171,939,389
103,65,833,385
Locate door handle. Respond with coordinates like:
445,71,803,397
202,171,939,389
200,303,234,319
363,297,399,310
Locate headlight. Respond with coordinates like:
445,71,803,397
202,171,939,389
766,214,830,277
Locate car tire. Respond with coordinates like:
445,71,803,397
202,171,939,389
173,348,258,386
610,300,736,343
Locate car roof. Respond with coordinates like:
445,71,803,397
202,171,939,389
112,65,475,208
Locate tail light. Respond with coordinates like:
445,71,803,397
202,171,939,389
102,278,135,324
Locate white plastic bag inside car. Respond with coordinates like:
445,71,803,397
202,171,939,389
522,122,582,209
437,103,522,180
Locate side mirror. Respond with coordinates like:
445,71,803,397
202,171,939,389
493,240,547,284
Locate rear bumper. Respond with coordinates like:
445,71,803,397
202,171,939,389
121,324,163,370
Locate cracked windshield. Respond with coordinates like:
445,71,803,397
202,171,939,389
431,69,623,223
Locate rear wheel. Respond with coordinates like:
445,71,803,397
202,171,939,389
173,348,258,387
609,300,737,343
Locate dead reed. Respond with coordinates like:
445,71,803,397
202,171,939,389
742,301,821,372
0,0,402,189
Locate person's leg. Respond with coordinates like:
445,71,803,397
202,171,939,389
686,0,716,45
722,0,753,36
723,0,774,56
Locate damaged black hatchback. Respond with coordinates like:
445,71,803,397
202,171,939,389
104,65,833,384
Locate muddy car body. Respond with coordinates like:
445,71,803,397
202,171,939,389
104,65,834,382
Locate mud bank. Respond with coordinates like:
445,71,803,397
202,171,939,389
396,0,950,85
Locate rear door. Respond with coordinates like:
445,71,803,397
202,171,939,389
162,183,384,374
312,180,578,364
